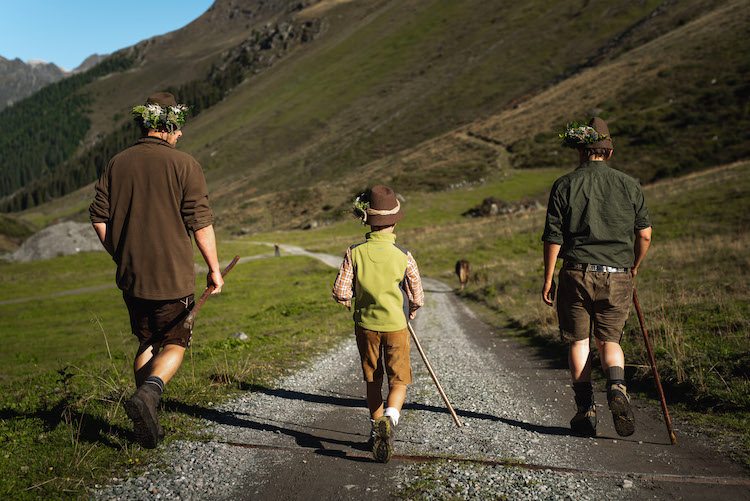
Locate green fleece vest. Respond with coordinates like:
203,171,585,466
350,232,409,332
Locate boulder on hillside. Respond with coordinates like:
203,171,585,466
3,221,103,262
463,197,543,218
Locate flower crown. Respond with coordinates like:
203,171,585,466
559,122,610,149
132,103,189,132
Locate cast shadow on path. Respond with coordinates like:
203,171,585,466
164,400,375,464
216,385,571,437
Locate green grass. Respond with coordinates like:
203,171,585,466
0,255,350,499
239,167,565,258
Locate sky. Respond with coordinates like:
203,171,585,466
0,0,215,71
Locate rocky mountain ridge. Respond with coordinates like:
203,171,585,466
0,53,107,110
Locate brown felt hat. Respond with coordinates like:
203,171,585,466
365,185,403,226
146,92,178,107
582,117,613,150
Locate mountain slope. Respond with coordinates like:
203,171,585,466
1,0,748,234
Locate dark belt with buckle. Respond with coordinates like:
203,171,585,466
565,262,630,273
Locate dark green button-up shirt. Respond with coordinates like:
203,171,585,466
542,161,651,269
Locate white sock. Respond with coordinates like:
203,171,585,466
383,407,400,426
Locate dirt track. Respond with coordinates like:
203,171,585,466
217,247,750,500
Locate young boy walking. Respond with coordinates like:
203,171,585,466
332,185,424,463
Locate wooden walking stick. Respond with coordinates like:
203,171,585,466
183,255,240,330
407,322,463,428
633,287,677,445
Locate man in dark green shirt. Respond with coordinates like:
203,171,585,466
541,117,652,438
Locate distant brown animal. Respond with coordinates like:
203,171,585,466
455,260,470,290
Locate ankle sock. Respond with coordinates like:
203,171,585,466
383,407,400,426
144,376,165,394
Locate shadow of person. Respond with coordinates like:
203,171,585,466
163,399,375,462
167,385,572,440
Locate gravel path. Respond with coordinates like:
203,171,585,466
92,249,750,500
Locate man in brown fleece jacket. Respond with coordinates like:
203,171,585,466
90,92,223,448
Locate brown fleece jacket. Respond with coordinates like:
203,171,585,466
89,137,214,300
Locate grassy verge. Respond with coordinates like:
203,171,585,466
0,254,350,499
243,167,566,256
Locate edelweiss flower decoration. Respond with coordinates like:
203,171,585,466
132,103,189,132
559,122,610,148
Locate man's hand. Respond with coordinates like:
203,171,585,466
542,279,556,307
208,269,224,294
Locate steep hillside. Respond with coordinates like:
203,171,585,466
0,0,310,209
2,0,748,235
200,0,748,232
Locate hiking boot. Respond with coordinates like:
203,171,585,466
570,402,597,437
125,384,162,449
371,416,393,463
608,383,635,436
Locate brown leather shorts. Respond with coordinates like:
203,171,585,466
355,325,412,386
123,293,194,349
556,268,633,343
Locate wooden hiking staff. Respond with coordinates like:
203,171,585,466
407,322,463,428
184,255,240,330
633,287,677,445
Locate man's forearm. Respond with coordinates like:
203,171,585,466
633,227,652,272
543,242,562,283
194,225,220,272
92,222,114,256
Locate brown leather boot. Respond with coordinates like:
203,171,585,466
608,383,635,437
125,384,162,448
570,401,597,436
570,382,596,436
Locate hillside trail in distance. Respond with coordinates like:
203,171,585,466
214,244,750,500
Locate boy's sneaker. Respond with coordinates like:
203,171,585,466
371,416,393,463
570,402,597,437
608,383,635,437
125,384,162,449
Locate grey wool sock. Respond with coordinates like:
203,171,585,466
144,375,165,394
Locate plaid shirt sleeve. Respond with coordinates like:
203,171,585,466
405,252,424,318
332,247,354,308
